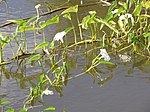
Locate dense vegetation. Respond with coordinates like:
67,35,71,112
0,0,149,111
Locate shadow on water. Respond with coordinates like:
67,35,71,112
0,0,150,112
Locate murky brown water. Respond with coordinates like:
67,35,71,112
0,0,150,112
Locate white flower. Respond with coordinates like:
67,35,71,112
35,4,41,18
89,11,96,15
119,15,128,24
125,14,132,18
100,49,111,61
44,49,50,55
80,0,83,5
119,13,134,25
125,14,134,25
112,9,119,14
118,54,131,62
54,31,66,43
43,89,54,95
35,4,41,9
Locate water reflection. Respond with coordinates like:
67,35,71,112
0,39,149,110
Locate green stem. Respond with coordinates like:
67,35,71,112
34,31,37,47
9,43,15,58
0,44,2,63
90,25,94,39
76,13,83,40
42,29,46,50
23,32,27,52
71,20,77,43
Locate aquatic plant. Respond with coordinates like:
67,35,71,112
0,32,11,63
0,0,149,111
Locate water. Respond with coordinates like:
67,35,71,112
0,0,150,112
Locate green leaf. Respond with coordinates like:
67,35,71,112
64,27,74,33
39,21,45,28
50,40,55,49
61,5,78,15
17,17,37,32
2,66,10,79
6,108,15,112
7,16,36,25
19,26,39,32
143,32,150,38
114,7,124,18
133,3,142,16
128,32,135,43
1,36,11,49
45,106,56,111
81,15,91,29
104,12,113,22
0,100,10,105
148,36,150,48
40,15,59,28
34,42,49,51
40,74,45,82
142,1,150,9
27,54,41,63
63,13,71,20
96,17,119,34
46,15,59,25
98,60,113,65
19,107,28,112
132,37,146,47
108,0,117,12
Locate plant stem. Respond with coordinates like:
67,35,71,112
71,20,77,43
76,13,83,40
0,44,2,63
34,31,37,47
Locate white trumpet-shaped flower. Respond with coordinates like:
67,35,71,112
43,89,54,95
100,49,111,61
54,31,66,43
118,13,134,32
35,4,41,9
119,13,134,25
35,4,41,18
112,9,119,14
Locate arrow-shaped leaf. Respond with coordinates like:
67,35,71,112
26,54,41,64
34,42,49,51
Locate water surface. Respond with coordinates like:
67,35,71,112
0,0,150,112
